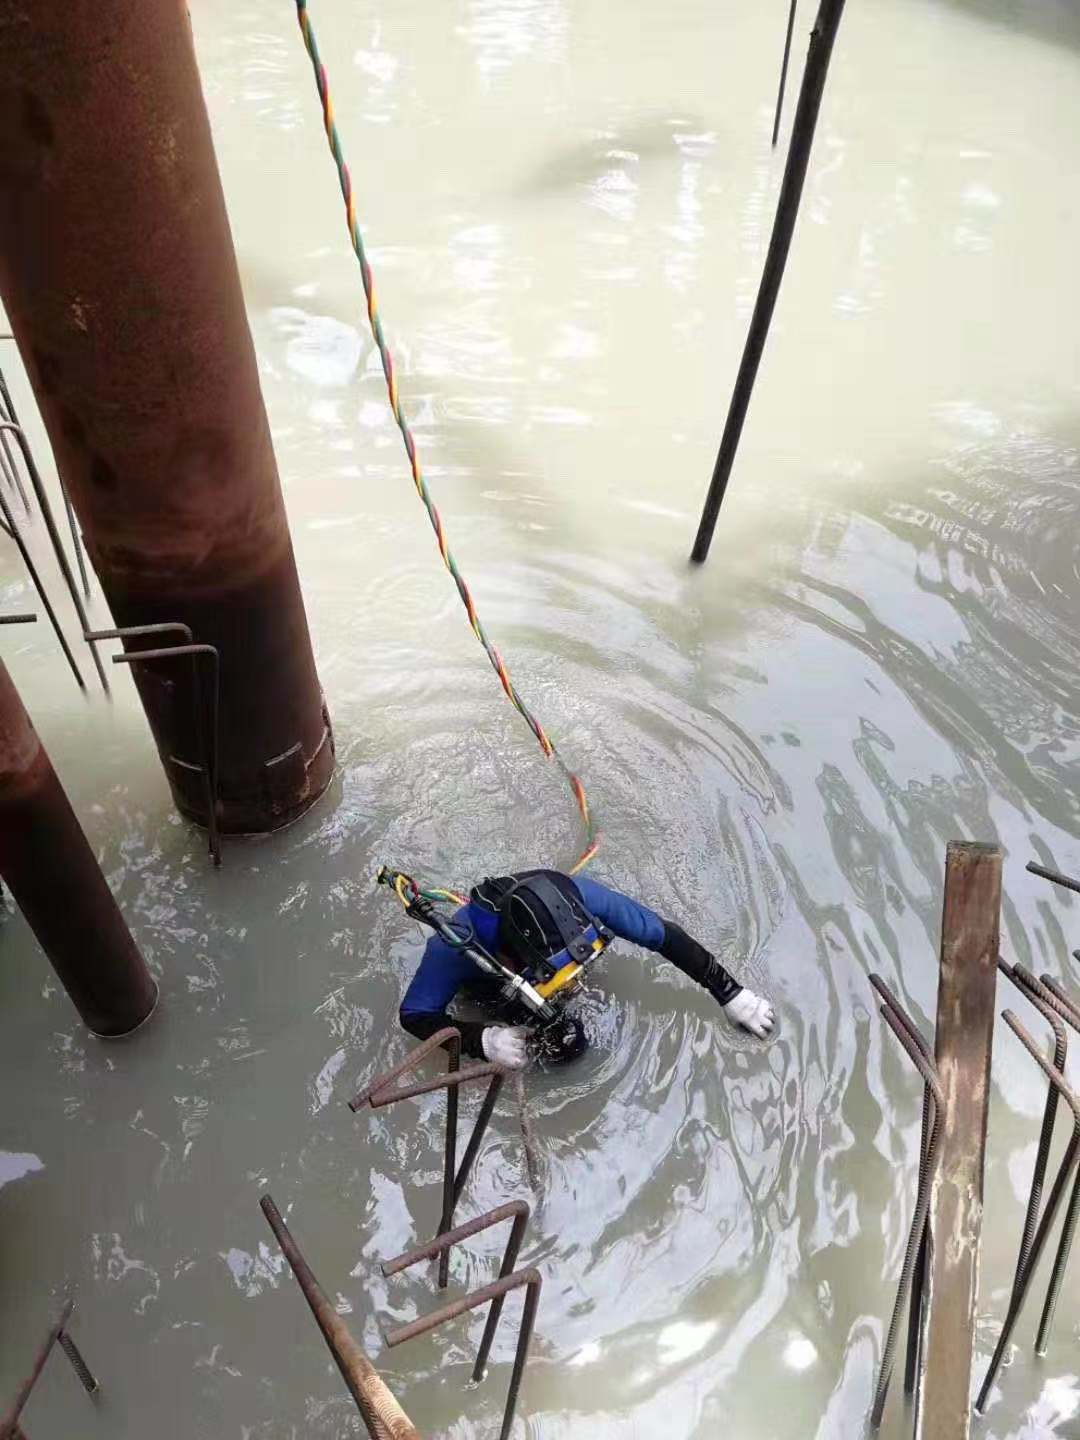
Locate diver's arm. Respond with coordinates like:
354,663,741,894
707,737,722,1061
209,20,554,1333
573,877,774,1038
399,935,489,1058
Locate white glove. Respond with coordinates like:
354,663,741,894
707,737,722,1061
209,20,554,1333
481,1025,529,1070
723,988,776,1040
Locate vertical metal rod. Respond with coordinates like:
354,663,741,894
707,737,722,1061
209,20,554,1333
56,1330,98,1396
975,1013,1080,1413
452,1073,505,1209
690,0,848,562
438,1037,462,1290
472,1204,529,1382
999,963,1067,1291
0,479,85,691
866,973,936,1401
1034,1165,1080,1355
903,1087,931,1395
870,1005,944,1430
0,423,107,693
771,0,799,147
498,1275,541,1440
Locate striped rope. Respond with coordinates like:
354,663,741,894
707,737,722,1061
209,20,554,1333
294,0,598,873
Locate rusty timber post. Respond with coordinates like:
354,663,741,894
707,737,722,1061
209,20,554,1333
915,841,1002,1440
0,1,333,834
0,660,157,1035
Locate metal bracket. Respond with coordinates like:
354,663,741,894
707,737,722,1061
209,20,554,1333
85,624,221,866
350,1028,506,1288
380,1201,541,1440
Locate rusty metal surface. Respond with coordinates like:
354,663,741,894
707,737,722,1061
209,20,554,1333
916,841,1001,1440
0,1300,74,1440
0,659,157,1036
259,1195,421,1440
0,0,333,832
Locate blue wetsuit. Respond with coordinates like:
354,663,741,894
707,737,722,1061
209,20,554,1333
399,873,741,1057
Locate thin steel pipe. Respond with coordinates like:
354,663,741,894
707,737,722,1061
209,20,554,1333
691,0,848,561
260,1195,420,1440
0,473,84,690
772,0,799,147
870,1002,945,1431
384,1266,542,1440
0,422,106,692
976,1012,1080,1413
1027,860,1080,896
100,630,221,866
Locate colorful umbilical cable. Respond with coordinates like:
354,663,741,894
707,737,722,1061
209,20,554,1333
294,0,598,874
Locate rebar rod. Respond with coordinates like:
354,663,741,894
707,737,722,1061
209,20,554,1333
870,1003,945,1430
975,1013,1080,1413
0,1301,74,1439
0,478,84,691
1027,860,1080,896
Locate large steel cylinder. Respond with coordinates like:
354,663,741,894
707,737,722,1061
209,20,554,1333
0,2,333,833
0,660,157,1036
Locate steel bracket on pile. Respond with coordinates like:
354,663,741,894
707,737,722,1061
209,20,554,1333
84,623,222,866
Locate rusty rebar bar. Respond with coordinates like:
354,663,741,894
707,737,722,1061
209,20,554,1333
867,975,934,1396
0,614,35,625
0,371,30,512
976,1013,1080,1413
1040,975,1080,1028
772,0,799,147
870,1002,945,1430
439,1036,462,1289
384,1266,542,1440
0,1300,93,1440
1027,860,1080,896
259,1195,420,1440
1032,973,1080,1355
998,962,1068,1289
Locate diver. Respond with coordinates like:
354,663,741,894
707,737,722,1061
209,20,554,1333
390,867,775,1069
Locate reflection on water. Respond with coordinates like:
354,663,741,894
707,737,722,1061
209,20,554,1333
2,1,1080,1438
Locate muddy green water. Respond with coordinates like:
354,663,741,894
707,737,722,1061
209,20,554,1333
3,1,1080,1436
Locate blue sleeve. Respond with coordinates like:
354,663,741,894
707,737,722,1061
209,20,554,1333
574,877,666,950
400,930,480,1021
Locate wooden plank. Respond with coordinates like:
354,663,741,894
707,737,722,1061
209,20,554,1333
916,841,1002,1440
